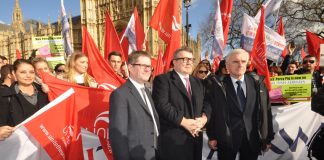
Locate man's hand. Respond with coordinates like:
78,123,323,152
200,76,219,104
208,139,218,150
0,126,14,141
180,117,200,137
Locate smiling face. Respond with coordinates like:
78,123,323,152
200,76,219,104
128,56,152,84
34,61,50,74
15,63,36,86
74,56,89,74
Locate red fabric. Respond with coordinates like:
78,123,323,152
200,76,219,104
306,30,324,62
119,27,129,61
16,49,22,59
212,56,220,73
153,45,164,78
104,11,125,61
149,0,181,71
220,0,233,45
82,26,125,87
134,7,145,51
277,17,287,58
250,6,271,90
26,72,115,160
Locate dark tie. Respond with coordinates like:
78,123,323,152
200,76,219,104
236,81,246,111
184,77,192,100
140,87,158,149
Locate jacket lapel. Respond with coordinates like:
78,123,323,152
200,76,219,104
145,88,160,130
224,76,242,112
244,75,254,112
126,80,151,114
171,71,191,102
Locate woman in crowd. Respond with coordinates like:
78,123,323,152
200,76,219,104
54,63,66,79
192,63,209,80
269,66,283,77
32,57,52,84
0,59,49,128
215,60,229,76
65,51,97,88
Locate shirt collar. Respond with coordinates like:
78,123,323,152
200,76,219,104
129,77,145,90
175,71,189,79
230,75,245,84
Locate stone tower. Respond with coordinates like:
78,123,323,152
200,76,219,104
11,0,25,33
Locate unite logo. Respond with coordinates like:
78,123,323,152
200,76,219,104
98,83,117,91
271,127,308,154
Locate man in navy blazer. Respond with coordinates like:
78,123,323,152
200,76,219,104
109,51,160,160
205,49,274,160
152,47,211,160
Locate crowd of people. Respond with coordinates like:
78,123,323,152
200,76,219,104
0,45,323,159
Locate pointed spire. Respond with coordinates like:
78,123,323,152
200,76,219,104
12,0,25,33
29,22,33,34
47,16,52,35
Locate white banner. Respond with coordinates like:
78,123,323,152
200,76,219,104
241,13,286,63
203,102,324,160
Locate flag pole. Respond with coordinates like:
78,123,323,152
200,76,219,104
273,2,282,30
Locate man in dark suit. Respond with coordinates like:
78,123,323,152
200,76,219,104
205,49,274,160
152,47,211,160
109,51,160,160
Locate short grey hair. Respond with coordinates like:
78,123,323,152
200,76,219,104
225,49,249,62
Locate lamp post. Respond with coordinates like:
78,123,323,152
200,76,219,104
184,0,191,46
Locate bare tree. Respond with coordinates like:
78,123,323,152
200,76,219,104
198,0,324,51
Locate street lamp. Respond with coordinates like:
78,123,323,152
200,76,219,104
184,0,191,46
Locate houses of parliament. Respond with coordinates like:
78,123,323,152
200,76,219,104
0,0,201,64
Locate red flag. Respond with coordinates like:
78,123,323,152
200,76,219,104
104,11,125,61
220,0,233,45
301,47,306,59
306,30,324,62
16,49,22,59
277,16,287,58
82,26,125,89
250,6,271,90
212,56,220,73
153,45,164,78
134,7,145,51
26,72,114,159
149,0,181,71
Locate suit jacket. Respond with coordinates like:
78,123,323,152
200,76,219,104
206,74,272,153
109,80,160,160
152,70,211,160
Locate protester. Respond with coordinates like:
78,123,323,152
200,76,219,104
192,63,209,80
54,63,66,79
108,51,124,78
205,49,274,160
120,62,129,79
109,51,160,160
294,55,322,94
269,66,283,77
32,57,52,84
152,47,211,160
0,64,15,88
0,56,6,69
285,61,298,75
0,59,49,127
65,51,97,88
0,126,14,141
215,60,229,76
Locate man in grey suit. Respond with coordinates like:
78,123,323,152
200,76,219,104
109,51,160,160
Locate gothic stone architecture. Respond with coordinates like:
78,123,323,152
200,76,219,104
0,0,201,64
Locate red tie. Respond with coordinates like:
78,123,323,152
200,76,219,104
184,77,192,99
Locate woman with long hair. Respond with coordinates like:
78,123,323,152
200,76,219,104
65,51,97,88
0,59,49,128
192,63,209,80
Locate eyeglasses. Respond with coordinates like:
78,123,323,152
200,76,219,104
56,69,64,73
131,64,153,71
302,60,315,64
174,57,195,63
198,70,208,74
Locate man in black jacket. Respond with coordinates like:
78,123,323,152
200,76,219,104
205,49,274,160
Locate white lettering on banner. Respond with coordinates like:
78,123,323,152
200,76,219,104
202,102,324,160
40,124,65,159
98,83,117,91
172,16,181,31
241,13,286,63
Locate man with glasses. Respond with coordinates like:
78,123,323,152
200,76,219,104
152,47,211,160
109,51,160,160
295,55,322,94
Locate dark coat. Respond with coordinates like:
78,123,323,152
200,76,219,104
0,82,49,126
109,80,160,160
152,70,211,160
205,74,274,153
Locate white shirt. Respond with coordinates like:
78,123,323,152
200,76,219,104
230,75,246,97
175,71,191,94
129,78,159,136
